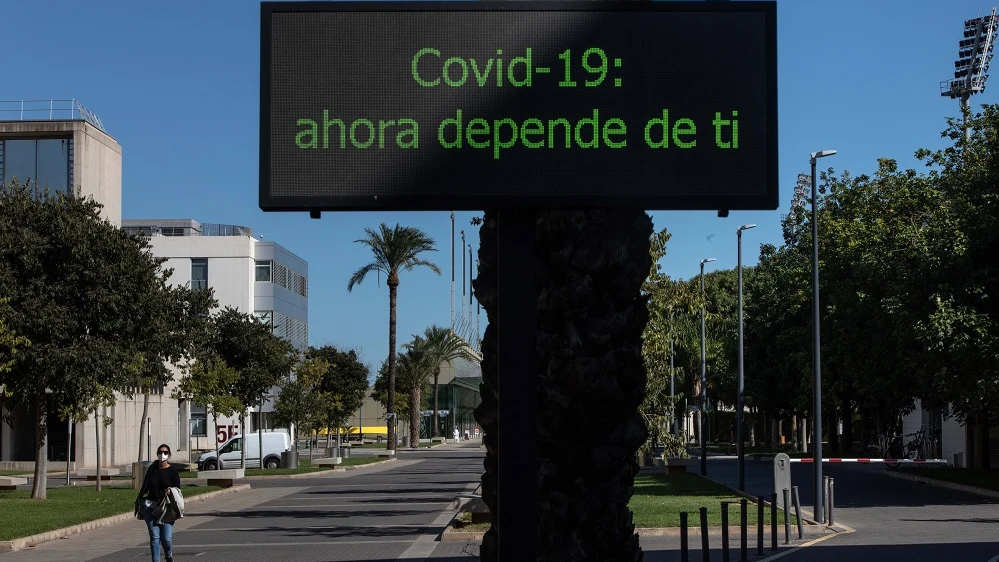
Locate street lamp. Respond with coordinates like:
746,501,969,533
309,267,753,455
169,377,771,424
736,223,756,491
699,257,716,475
809,149,836,521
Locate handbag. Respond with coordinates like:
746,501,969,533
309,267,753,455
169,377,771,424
134,464,156,519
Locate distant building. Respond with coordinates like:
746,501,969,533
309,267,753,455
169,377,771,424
122,219,309,453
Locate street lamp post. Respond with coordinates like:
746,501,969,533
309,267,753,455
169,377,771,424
736,224,756,491
699,257,716,476
809,149,836,521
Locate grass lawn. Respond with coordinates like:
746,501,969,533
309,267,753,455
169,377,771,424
451,511,490,532
629,472,795,528
0,470,32,477
0,484,220,541
896,466,999,492
351,441,435,449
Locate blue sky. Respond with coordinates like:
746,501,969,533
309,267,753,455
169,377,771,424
2,0,991,372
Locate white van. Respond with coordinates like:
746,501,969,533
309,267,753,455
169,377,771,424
197,431,290,470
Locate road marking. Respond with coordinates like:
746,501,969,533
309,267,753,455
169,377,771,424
396,480,480,559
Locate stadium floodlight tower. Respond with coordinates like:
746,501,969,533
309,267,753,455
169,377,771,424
941,7,999,141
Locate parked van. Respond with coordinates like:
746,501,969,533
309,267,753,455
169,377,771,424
197,431,290,470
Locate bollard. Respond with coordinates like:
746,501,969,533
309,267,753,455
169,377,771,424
740,498,748,562
721,501,730,562
828,478,835,526
792,486,804,540
756,496,764,555
782,488,791,544
680,512,689,562
822,476,830,524
770,492,778,552
700,506,710,562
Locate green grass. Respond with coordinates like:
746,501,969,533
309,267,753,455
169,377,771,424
340,456,389,467
896,466,999,492
351,441,435,449
0,470,32,477
0,485,220,541
629,472,795,528
451,511,490,532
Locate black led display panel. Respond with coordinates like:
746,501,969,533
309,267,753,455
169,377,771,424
260,1,777,211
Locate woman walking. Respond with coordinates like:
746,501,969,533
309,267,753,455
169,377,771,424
138,444,181,562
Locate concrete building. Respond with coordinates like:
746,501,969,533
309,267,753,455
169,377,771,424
121,219,309,455
0,99,121,225
0,100,123,469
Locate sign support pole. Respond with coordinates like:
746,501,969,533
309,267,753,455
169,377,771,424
497,207,538,561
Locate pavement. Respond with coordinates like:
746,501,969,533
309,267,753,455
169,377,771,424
702,456,999,562
3,443,995,561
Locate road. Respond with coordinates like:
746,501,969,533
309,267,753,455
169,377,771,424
4,444,994,561
704,457,999,562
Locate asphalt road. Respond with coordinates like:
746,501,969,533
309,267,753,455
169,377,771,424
704,457,999,562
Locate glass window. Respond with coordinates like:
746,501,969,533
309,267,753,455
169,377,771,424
254,310,273,327
35,139,70,194
255,260,272,282
191,258,208,290
2,139,36,188
219,438,242,454
190,415,208,437
0,138,71,194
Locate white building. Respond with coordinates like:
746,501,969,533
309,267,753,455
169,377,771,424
121,218,309,455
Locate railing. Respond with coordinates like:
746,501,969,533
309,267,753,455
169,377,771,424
0,99,107,133
199,222,254,237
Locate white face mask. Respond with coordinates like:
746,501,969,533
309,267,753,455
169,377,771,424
158,453,169,462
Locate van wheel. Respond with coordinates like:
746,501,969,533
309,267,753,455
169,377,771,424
203,460,218,471
265,457,280,469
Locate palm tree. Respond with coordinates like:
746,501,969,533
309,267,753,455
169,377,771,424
399,336,435,448
473,209,653,561
347,223,440,450
422,325,477,439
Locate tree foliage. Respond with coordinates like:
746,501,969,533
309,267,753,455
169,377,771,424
0,181,182,497
307,344,370,437
272,356,329,449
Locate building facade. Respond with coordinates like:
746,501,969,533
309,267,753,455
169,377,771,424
121,219,309,455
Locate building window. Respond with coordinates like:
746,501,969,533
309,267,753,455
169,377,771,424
254,310,273,328
191,258,208,290
0,138,73,195
255,260,272,282
190,414,208,437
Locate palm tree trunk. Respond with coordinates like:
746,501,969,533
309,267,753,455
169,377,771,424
410,382,421,448
138,391,150,462
387,280,399,451
432,372,440,439
474,209,652,561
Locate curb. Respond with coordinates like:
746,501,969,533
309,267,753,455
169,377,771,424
0,484,250,553
881,469,999,499
440,524,834,543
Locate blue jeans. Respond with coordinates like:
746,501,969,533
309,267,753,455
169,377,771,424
143,503,173,562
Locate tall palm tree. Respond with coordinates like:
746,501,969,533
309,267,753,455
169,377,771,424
347,223,440,450
422,325,477,439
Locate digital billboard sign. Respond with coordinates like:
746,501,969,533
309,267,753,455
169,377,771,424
260,1,777,211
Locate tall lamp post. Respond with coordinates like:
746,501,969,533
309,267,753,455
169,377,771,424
699,257,716,475
736,223,756,491
809,149,836,521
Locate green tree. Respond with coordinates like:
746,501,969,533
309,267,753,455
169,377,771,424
308,344,370,452
0,303,30,384
640,227,696,457
206,307,297,468
420,325,476,440
273,356,328,451
472,209,653,561
0,181,178,498
347,223,441,451
173,354,242,469
399,336,437,448
133,284,217,463
371,357,426,432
